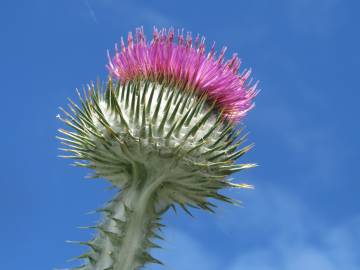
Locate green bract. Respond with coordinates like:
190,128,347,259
58,78,255,270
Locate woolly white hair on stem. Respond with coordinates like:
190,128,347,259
57,27,258,270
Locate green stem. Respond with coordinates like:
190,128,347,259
80,174,165,270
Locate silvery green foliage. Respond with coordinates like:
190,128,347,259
58,79,255,270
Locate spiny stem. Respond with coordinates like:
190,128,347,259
77,174,166,270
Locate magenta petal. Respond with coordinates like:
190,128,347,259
107,27,258,123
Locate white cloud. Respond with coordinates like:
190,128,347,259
143,186,360,270
252,101,342,185
228,250,279,270
148,228,218,270
221,186,360,270
214,186,307,239
230,236,360,270
84,0,98,24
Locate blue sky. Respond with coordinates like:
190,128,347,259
1,0,359,269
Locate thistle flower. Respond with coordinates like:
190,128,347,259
58,27,258,270
107,27,257,122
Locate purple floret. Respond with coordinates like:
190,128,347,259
107,27,258,122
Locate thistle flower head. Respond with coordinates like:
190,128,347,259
107,27,258,122
58,27,259,270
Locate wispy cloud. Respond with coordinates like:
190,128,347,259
229,221,360,270
251,100,342,185
146,185,360,270
215,186,360,270
148,228,219,270
84,0,98,24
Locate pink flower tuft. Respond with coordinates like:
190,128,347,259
107,27,258,122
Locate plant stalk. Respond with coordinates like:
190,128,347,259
82,173,166,270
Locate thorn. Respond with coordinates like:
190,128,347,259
179,203,194,217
